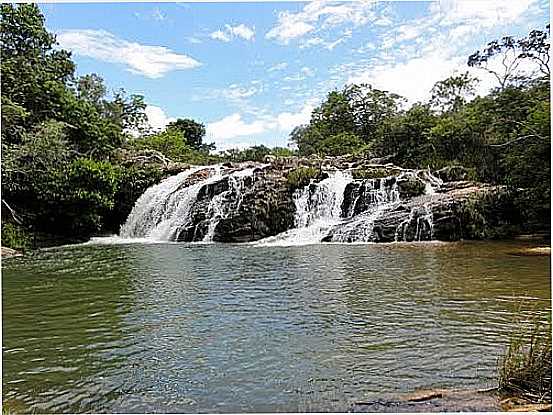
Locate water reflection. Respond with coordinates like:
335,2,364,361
2,241,550,413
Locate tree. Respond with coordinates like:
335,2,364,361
166,118,214,152
289,84,403,156
430,72,479,113
75,73,107,109
316,132,364,156
344,84,404,141
468,25,551,89
374,104,437,168
0,3,75,126
518,25,550,78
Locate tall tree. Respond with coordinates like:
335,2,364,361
430,72,479,113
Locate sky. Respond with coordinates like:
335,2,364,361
41,0,549,151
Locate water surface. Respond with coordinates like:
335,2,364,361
2,241,550,413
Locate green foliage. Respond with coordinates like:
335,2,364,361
499,313,551,402
459,190,523,239
291,84,404,156
1,223,32,250
286,167,322,191
129,129,217,164
316,132,364,156
220,145,296,162
430,72,479,113
374,104,436,168
166,118,213,151
351,168,399,180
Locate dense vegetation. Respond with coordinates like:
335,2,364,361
291,27,550,234
1,4,550,248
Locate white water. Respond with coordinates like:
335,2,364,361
119,163,444,246
255,171,353,246
202,167,257,242
330,177,401,243
120,165,222,241
120,165,260,242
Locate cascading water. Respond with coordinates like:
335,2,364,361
120,166,213,239
120,165,259,242
119,161,445,245
202,167,256,242
255,170,353,246
329,177,401,243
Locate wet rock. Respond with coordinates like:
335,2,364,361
436,165,472,182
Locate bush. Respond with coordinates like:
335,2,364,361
287,166,322,191
499,315,552,403
1,223,31,250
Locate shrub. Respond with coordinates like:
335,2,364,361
287,166,322,191
499,315,552,403
1,223,31,250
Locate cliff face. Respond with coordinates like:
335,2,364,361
120,155,519,243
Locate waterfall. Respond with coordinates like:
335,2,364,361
120,166,212,239
120,165,259,242
118,161,445,245
255,170,353,246
202,167,257,242
329,177,401,243
120,165,224,241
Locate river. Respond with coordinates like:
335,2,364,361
2,240,550,412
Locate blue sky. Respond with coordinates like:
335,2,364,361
41,1,549,151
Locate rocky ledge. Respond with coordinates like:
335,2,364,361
136,155,520,244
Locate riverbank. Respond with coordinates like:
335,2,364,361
352,388,552,412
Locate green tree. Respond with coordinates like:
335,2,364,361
430,72,479,113
166,118,214,151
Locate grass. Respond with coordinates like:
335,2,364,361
498,313,552,403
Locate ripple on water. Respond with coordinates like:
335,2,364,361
2,240,550,413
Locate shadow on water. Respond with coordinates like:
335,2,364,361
2,240,551,413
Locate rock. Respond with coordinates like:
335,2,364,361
397,176,426,199
1,246,22,258
437,165,472,182
175,166,296,243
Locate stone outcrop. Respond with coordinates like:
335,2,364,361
122,155,519,243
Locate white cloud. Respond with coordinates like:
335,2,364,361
436,0,537,27
266,0,377,44
206,102,315,149
145,105,176,131
301,67,315,77
210,30,231,42
276,102,314,130
207,113,269,141
341,0,545,104
210,24,255,42
229,24,255,41
185,36,203,44
223,82,263,100
57,30,201,78
268,62,288,72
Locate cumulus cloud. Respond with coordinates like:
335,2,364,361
276,102,314,130
210,30,231,42
210,24,255,42
342,0,544,103
207,113,268,141
145,105,176,131
57,30,201,79
206,102,315,149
